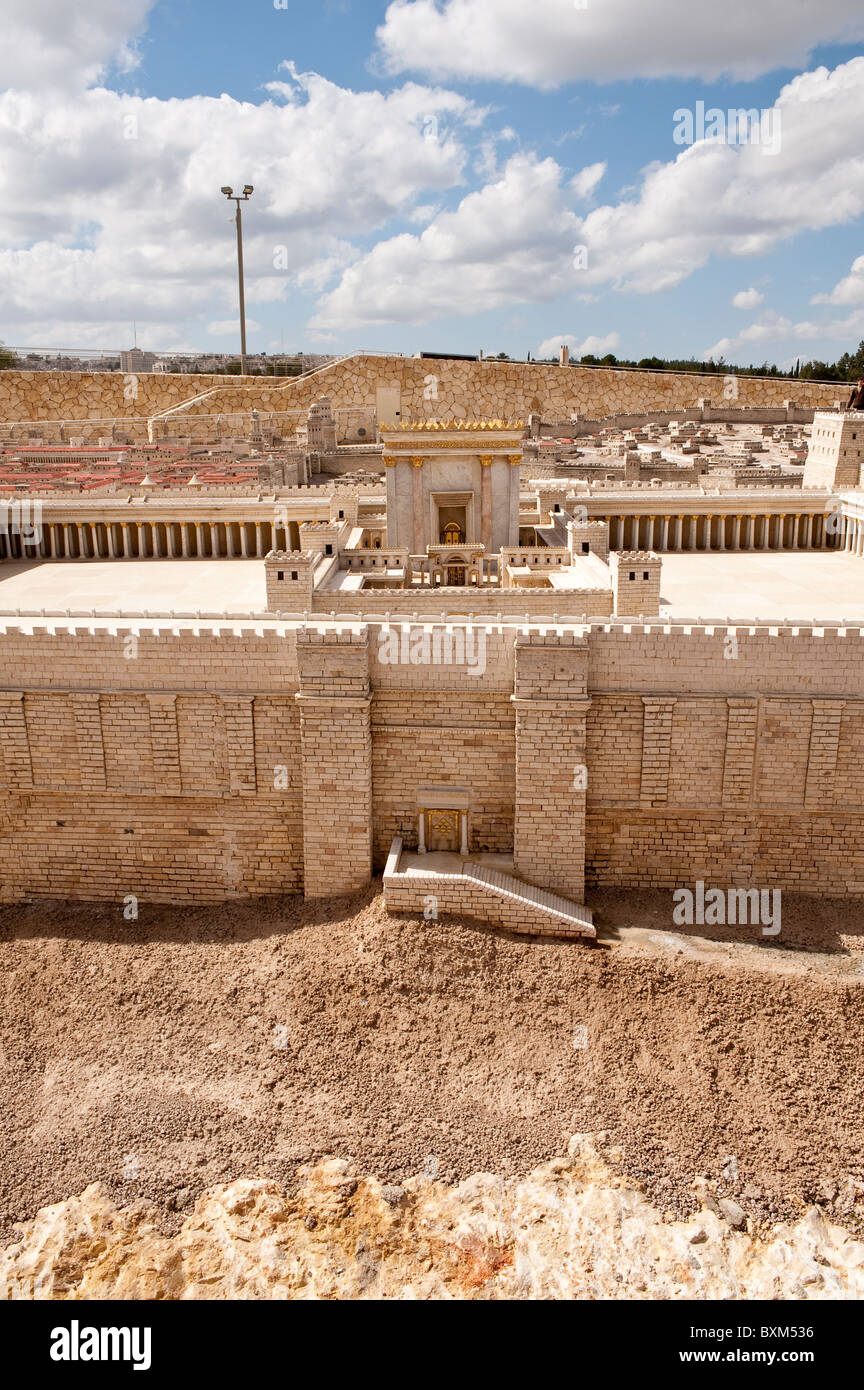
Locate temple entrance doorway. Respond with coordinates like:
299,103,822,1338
438,508,467,544
417,787,470,856
426,810,460,853
446,564,466,586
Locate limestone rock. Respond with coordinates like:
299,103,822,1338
2,1139,863,1300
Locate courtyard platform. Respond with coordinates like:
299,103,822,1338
657,552,864,621
0,559,266,613
0,551,861,622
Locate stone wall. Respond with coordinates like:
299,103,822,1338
0,370,259,426
0,356,843,440
0,619,862,905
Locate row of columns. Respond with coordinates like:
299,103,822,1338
0,518,303,561
841,514,864,555
601,512,838,552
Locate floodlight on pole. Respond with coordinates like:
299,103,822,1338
221,185,254,375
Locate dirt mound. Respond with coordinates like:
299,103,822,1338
1,886,863,1242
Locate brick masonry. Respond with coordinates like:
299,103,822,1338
0,620,862,904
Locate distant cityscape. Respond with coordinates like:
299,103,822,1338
1,348,338,376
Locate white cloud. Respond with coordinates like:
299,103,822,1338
703,307,864,360
812,252,864,305
575,332,620,356
207,318,261,336
0,67,484,346
537,331,619,357
569,59,864,295
732,287,764,309
376,0,864,87
570,162,606,200
0,0,155,94
310,59,864,333
309,154,585,331
706,316,786,358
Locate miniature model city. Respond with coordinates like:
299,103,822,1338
1,356,862,939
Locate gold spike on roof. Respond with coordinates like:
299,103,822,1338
381,418,525,431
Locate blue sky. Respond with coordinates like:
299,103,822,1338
1,0,863,366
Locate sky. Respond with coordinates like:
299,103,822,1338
1,0,863,367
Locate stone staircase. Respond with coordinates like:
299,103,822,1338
463,862,594,935
382,838,594,940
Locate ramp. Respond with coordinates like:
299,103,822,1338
383,839,594,939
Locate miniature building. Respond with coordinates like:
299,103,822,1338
296,397,337,453
803,411,864,489
264,550,316,608
382,419,522,559
2,373,864,939
567,518,610,563
609,551,662,616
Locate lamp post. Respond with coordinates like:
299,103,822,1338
220,185,253,375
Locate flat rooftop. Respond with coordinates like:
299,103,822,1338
656,553,864,622
0,551,861,622
0,560,266,614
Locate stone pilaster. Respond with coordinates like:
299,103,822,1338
722,697,758,805
512,632,590,903
70,693,107,793
479,455,493,550
411,457,425,554
0,692,33,789
147,694,182,794
224,696,257,796
804,700,845,810
639,697,676,805
296,627,372,899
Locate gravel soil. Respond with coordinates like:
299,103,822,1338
1,884,863,1241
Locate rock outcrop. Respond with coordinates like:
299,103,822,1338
2,1138,863,1300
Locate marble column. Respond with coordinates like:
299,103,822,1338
479,455,493,551
418,809,426,855
412,457,425,554
196,522,205,557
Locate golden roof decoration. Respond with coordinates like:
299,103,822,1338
380,418,524,432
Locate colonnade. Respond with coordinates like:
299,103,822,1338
600,512,839,552
842,513,864,555
0,517,304,560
